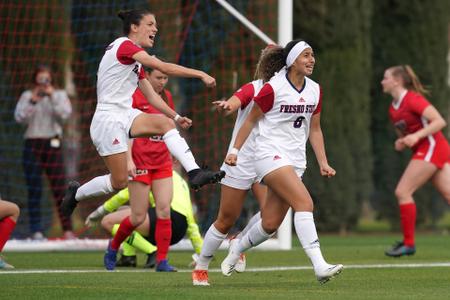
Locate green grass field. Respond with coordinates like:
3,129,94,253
2,234,450,299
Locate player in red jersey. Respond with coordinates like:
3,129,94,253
381,65,450,257
0,196,20,269
126,68,178,271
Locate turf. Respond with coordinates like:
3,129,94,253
2,234,450,299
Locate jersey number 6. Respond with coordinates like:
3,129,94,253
293,116,305,128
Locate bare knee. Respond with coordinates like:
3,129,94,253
130,212,146,227
10,203,20,222
110,175,128,190
214,211,239,234
156,206,170,219
101,216,113,232
158,117,175,134
261,218,280,234
394,186,412,203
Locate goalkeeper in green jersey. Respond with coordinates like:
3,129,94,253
86,170,203,268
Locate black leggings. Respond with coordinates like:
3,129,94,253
147,208,188,245
23,138,71,233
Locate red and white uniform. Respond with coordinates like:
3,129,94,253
131,88,174,185
389,90,450,169
253,68,322,179
90,37,146,156
221,80,264,190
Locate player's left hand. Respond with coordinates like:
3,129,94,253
319,164,336,178
202,73,216,88
401,133,420,148
176,116,192,129
212,100,232,113
225,153,237,166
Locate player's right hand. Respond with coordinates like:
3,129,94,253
224,153,237,166
176,116,192,129
213,100,232,113
85,205,107,227
394,138,406,151
127,159,137,178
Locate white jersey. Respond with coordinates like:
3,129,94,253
254,68,322,169
96,37,145,111
220,80,264,188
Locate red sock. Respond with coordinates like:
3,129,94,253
155,218,172,262
111,216,136,250
0,217,16,251
399,203,416,247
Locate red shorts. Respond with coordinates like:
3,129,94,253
412,138,450,169
131,166,173,185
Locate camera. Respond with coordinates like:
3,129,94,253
37,90,49,97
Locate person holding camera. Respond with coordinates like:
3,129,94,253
14,65,73,240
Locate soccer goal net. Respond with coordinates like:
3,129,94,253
1,0,292,251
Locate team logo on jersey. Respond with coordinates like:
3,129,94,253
112,138,120,145
299,97,305,103
273,155,282,161
394,120,407,134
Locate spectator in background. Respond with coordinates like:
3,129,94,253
14,65,74,240
0,196,19,268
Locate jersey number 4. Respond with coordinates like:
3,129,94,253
293,116,305,128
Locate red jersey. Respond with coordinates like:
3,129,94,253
389,90,450,168
131,88,174,169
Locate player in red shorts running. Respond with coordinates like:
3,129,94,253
381,65,450,257
0,196,20,269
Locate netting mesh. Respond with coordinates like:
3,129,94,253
0,0,277,238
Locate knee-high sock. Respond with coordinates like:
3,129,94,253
400,203,416,247
0,217,16,251
294,212,327,271
75,174,114,201
111,216,136,250
155,218,172,262
195,224,227,270
235,220,273,254
163,129,199,172
236,212,261,240
112,224,157,256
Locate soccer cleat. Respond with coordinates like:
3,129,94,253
115,254,137,267
315,264,344,284
229,239,246,273
61,181,80,217
0,257,14,269
155,259,177,272
188,169,226,190
385,241,416,257
220,245,240,276
143,251,156,269
192,269,210,286
103,240,117,271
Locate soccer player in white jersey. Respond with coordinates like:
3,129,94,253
221,39,343,284
192,46,286,286
58,9,225,269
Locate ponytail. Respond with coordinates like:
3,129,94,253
390,65,429,96
254,45,285,82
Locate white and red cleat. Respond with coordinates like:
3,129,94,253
192,269,210,286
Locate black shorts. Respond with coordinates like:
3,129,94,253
147,208,188,245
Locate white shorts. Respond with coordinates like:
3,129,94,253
255,155,305,183
220,155,259,190
90,108,142,156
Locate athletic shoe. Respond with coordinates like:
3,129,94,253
143,251,156,269
61,181,80,217
220,245,240,276
315,264,344,284
103,240,117,271
188,169,226,190
116,254,137,267
0,257,14,269
192,269,210,286
385,241,416,257
155,259,177,272
229,239,246,273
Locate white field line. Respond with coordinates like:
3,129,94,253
1,262,450,275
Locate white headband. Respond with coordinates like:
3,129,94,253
286,41,312,68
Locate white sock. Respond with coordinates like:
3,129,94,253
294,211,328,271
195,224,227,270
163,129,199,172
235,220,273,254
75,174,114,201
236,212,261,240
